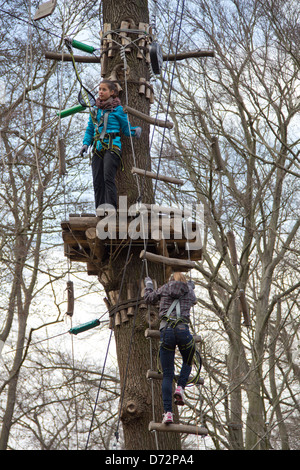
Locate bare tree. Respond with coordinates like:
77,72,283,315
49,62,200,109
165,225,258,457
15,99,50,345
154,0,300,450
0,0,100,449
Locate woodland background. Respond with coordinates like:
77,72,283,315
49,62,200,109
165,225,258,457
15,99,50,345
0,0,299,450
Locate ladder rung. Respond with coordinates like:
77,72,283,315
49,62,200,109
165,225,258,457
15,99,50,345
145,329,202,343
146,369,204,385
140,250,196,270
149,421,208,435
123,105,174,129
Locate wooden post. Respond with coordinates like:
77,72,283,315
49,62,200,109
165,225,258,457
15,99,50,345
66,280,74,316
57,137,66,176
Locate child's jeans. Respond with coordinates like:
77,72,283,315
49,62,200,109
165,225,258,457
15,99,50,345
159,323,195,412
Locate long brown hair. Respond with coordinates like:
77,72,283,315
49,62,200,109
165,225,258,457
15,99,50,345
172,272,187,283
100,79,119,97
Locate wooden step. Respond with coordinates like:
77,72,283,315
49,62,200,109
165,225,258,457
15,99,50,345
145,328,202,343
146,369,204,385
149,421,208,436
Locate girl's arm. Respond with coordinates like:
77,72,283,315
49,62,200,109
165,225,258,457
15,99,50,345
115,106,139,137
83,113,95,146
144,277,162,304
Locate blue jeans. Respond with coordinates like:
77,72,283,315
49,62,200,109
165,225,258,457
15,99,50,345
159,323,195,412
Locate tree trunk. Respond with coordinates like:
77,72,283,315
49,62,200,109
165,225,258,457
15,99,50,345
101,0,181,450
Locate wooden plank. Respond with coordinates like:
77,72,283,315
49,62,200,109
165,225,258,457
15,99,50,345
149,421,208,436
123,105,173,129
140,250,196,270
33,0,57,21
132,167,184,185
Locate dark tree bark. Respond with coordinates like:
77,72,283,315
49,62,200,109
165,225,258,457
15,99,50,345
101,0,181,450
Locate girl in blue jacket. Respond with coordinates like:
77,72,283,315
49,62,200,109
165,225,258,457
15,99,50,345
80,80,141,209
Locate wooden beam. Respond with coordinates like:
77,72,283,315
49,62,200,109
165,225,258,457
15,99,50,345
131,167,184,185
45,51,101,63
140,250,196,270
163,50,215,61
45,49,215,63
123,105,173,129
149,421,208,436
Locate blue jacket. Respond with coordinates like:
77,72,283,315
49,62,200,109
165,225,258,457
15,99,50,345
83,105,137,152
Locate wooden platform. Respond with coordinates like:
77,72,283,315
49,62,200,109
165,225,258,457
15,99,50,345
61,209,202,275
149,421,208,436
146,369,204,385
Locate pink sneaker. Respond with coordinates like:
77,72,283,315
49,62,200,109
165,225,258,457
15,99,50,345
174,386,184,405
162,412,173,424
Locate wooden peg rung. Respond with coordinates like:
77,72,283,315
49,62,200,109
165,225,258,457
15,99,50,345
123,105,173,129
131,167,184,185
140,250,196,270
145,329,202,343
146,369,204,385
120,21,131,51
139,77,146,94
